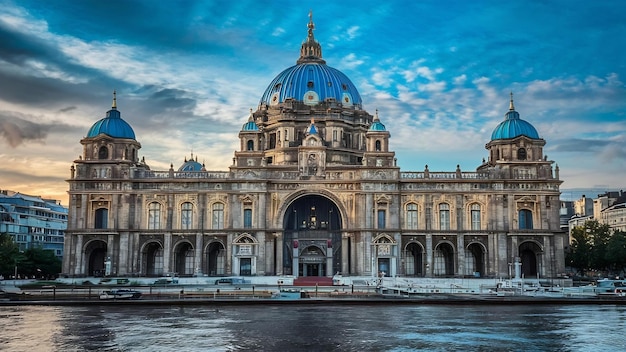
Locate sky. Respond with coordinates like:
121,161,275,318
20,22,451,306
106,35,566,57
1,0,625,205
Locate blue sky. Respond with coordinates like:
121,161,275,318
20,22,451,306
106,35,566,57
1,0,625,205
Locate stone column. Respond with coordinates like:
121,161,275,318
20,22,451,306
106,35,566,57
75,235,84,276
256,232,265,276
195,233,203,276
292,240,299,278
341,233,349,275
276,233,283,275
163,233,172,274
326,239,333,277
425,233,433,277
456,234,465,276
119,232,129,275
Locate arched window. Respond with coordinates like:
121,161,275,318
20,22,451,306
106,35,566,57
518,148,527,160
439,203,450,230
95,208,108,229
212,203,225,229
519,209,533,229
98,146,108,159
181,202,193,230
406,203,418,229
375,140,382,151
247,140,254,151
148,202,161,230
470,204,481,230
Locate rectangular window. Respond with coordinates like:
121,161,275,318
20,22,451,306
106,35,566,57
181,203,193,230
471,204,481,230
377,209,386,229
519,209,533,230
439,204,450,230
244,209,252,228
148,202,161,230
212,203,225,229
406,204,418,230
95,208,108,229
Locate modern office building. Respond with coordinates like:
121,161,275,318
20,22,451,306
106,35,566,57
0,190,67,258
62,14,566,279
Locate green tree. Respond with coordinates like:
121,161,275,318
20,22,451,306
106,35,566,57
21,246,62,278
567,225,592,273
0,232,24,278
588,220,612,271
606,231,626,274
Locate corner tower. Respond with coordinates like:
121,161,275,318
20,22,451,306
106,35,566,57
479,93,554,180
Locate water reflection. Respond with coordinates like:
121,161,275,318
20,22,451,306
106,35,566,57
0,304,625,351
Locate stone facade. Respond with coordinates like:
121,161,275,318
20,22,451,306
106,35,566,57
63,15,566,279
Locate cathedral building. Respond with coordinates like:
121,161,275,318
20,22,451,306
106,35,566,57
62,14,566,280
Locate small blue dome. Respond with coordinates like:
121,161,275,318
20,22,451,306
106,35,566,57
242,120,259,132
491,96,539,140
369,112,386,131
369,121,386,131
87,94,136,139
178,155,203,172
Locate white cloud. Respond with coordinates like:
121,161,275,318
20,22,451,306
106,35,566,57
272,27,285,36
346,26,360,40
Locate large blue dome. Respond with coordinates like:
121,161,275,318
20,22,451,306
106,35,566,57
260,63,362,107
491,97,539,140
259,12,361,108
87,94,136,139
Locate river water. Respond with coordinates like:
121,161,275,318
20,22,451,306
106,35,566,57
1,303,624,351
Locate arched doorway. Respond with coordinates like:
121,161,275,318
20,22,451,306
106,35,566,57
299,245,326,277
142,241,163,276
84,240,107,277
206,241,225,276
404,242,424,277
174,242,194,276
465,242,486,277
282,194,342,277
373,234,397,276
519,241,541,278
434,242,455,277
233,234,258,276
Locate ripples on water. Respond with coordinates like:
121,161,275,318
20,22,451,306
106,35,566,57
1,304,625,352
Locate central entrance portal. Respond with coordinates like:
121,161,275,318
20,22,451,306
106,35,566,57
282,194,342,277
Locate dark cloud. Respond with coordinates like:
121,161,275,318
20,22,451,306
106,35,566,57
0,111,83,148
0,26,52,64
58,106,77,113
0,67,132,112
2,168,66,183
149,88,197,110
551,138,609,153
0,111,49,147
